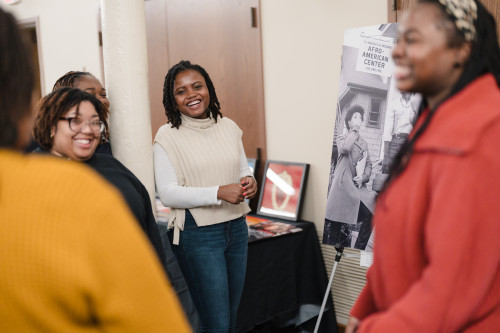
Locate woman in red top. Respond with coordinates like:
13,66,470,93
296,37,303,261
347,1,500,332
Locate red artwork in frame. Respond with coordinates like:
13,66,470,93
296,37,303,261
257,160,309,221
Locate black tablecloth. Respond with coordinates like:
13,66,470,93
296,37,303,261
237,218,338,333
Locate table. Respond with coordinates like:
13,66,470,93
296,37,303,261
237,218,338,333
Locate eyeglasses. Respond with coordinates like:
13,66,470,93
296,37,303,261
60,117,104,133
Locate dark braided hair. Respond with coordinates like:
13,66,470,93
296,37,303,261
162,60,222,128
53,71,94,91
0,8,34,148
52,71,110,125
384,0,500,191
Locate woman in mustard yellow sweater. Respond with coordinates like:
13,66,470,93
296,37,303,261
347,1,500,332
0,7,190,332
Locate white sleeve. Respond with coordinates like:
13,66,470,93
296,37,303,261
239,140,254,179
153,143,221,208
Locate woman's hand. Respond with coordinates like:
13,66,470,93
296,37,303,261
217,183,245,204
240,176,257,199
353,175,363,188
346,316,361,333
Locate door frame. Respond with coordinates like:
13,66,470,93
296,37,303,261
19,16,45,97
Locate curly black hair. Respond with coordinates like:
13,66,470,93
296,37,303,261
162,60,222,128
53,71,94,91
344,105,365,130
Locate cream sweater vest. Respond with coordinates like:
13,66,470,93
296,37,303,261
154,114,250,243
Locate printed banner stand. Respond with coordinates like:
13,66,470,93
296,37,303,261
315,22,405,332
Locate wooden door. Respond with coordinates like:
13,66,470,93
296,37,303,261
145,0,266,163
390,0,500,43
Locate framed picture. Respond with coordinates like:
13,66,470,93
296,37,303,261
257,160,309,221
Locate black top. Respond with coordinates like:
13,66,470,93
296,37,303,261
95,141,113,155
84,153,166,270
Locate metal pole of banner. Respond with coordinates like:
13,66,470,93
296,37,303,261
314,246,344,333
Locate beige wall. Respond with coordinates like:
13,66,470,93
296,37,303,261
0,0,103,95
261,0,387,231
2,0,388,232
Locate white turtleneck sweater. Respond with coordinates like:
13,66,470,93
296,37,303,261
154,114,252,244
153,142,251,208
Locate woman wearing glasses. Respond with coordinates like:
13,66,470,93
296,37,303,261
27,71,113,155
51,71,113,155
33,87,167,271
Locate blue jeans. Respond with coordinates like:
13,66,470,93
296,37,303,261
169,210,248,333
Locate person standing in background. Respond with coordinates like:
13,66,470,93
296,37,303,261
324,105,375,250
154,60,257,333
0,7,190,332
377,91,420,173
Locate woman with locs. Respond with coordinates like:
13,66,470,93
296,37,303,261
154,60,257,333
347,0,500,332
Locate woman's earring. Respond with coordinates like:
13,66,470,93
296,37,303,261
453,62,462,68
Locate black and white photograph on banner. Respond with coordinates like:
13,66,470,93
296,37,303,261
322,23,421,251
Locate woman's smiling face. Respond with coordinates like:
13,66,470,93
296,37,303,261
50,101,101,162
173,69,210,119
73,75,110,109
392,3,470,107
